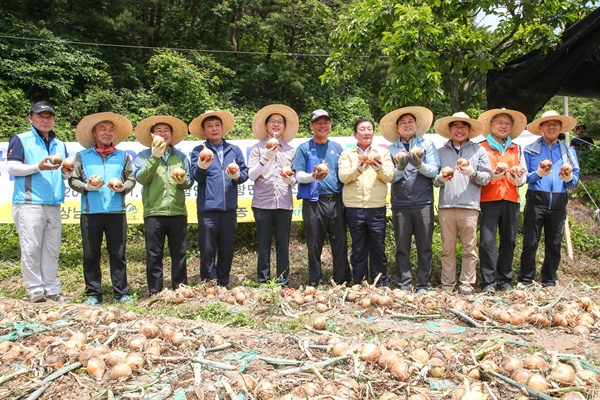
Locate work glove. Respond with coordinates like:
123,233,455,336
491,170,506,181
198,157,212,170
282,174,294,185
110,184,125,193
152,140,167,158
559,171,573,183
407,152,422,168
172,174,186,185
357,160,369,173
85,181,103,191
395,152,409,171
437,172,452,183
226,167,241,180
536,164,552,177
458,164,476,177
263,146,278,161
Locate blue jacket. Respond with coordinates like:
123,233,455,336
79,148,128,214
190,140,249,212
524,138,579,209
12,127,66,205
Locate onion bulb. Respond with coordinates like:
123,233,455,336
573,325,591,334
125,352,144,372
128,334,147,351
312,316,326,330
233,374,257,390
511,368,532,384
500,355,523,374
255,379,276,399
139,322,159,338
427,358,446,377
86,356,106,380
523,354,548,370
390,361,410,381
316,303,328,313
332,341,349,356
559,393,586,400
359,342,380,362
377,350,399,369
108,363,133,380
346,291,358,302
526,373,549,391
105,350,127,366
411,348,430,364
550,363,576,386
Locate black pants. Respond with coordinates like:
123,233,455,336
198,210,236,286
479,200,520,288
392,206,434,291
302,195,351,286
252,208,292,285
346,207,389,287
145,215,188,294
519,203,566,285
81,213,129,300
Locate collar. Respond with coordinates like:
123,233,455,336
487,134,511,153
94,143,116,155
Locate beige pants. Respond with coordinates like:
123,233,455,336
438,208,479,292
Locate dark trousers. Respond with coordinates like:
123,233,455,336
519,203,566,285
144,215,188,294
81,213,129,300
346,207,389,287
198,210,236,286
252,208,292,285
392,206,434,291
302,196,351,286
479,200,520,288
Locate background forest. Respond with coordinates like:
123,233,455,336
1,0,600,142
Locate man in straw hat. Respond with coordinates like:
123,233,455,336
433,112,492,296
248,105,299,286
7,101,72,303
339,118,394,287
133,116,193,296
519,110,579,288
68,112,136,305
189,111,248,288
381,106,440,293
292,109,351,287
477,109,528,293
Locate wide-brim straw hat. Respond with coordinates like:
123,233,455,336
379,106,433,142
478,108,527,140
527,110,577,135
189,110,235,140
134,116,188,147
75,112,132,148
434,111,485,139
252,104,299,143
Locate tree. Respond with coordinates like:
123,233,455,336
323,0,593,113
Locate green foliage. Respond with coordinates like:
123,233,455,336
195,301,257,327
575,178,600,209
577,148,600,175
569,222,600,253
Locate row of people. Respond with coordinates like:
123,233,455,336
7,101,579,303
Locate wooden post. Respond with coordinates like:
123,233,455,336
563,96,574,260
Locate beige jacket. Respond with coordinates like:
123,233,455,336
338,146,394,208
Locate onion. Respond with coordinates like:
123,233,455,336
479,359,499,373
122,310,137,321
86,356,106,380
146,345,161,356
39,336,58,348
359,342,380,362
573,325,591,334
523,354,548,370
211,335,226,347
304,286,317,295
510,314,525,325
411,348,430,364
233,374,257,390
205,287,216,295
579,296,593,309
500,355,523,374
47,310,60,321
226,295,236,304
139,322,159,338
93,344,111,356
390,361,410,381
512,368,532,384
313,316,326,330
299,382,321,397
161,325,175,341
105,350,127,366
576,313,595,326
512,289,525,299
303,294,313,303
465,365,481,380
453,299,468,311
386,336,409,350
576,369,599,385
235,292,247,304
428,358,446,377
332,341,349,356
552,313,569,327
370,293,380,305
550,363,576,386
170,331,184,346
560,393,586,400
346,291,358,302
377,350,399,369
125,352,144,372
378,296,393,308
128,334,147,351
498,311,512,323
316,303,328,313
526,373,549,391
172,292,185,304
255,379,276,399
77,349,95,365
108,363,132,380
470,308,484,320
359,298,371,308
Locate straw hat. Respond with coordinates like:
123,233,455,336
434,112,484,139
252,104,299,143
379,106,433,142
75,112,132,148
189,111,235,140
527,110,577,135
478,108,527,139
134,116,188,147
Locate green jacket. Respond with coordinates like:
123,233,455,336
133,147,193,218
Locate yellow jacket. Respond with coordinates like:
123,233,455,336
338,146,394,208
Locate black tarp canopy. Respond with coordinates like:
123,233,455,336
487,7,600,121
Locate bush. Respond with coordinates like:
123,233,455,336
578,147,600,175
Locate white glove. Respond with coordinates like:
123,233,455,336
282,174,294,185
437,173,452,183
263,147,277,161
152,141,167,158
357,161,369,173
491,170,506,181
198,157,212,170
559,172,573,182
110,184,125,193
459,165,476,177
537,165,552,177
85,182,102,191
371,160,382,171
226,169,240,180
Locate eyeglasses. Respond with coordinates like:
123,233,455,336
492,121,513,127
268,119,285,125
541,122,562,127
398,120,416,126
153,129,171,134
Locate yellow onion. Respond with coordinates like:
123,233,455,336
411,348,430,364
390,360,410,381
573,325,591,334
211,334,226,347
500,355,523,374
171,291,185,304
346,291,358,302
560,393,586,400
498,311,512,323
576,369,599,385
86,356,106,380
125,352,144,372
169,331,185,346
93,344,111,356
316,303,328,313
77,349,95,365
526,373,549,391
146,345,161,356
332,341,349,357
377,350,399,369
576,313,595,326
550,363,576,386
254,379,275,399
312,316,326,330
359,342,380,362
370,293,380,305
428,358,446,377
378,296,393,308
233,374,257,390
39,336,58,348
122,310,137,321
359,297,371,308
552,313,569,327
139,322,159,338
128,334,147,351
523,354,548,370
512,368,532,384
465,365,481,380
299,382,321,397
386,336,409,350
108,363,133,380
304,286,317,296
105,350,127,366
160,325,175,341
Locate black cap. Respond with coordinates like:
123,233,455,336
29,101,55,115
310,109,330,123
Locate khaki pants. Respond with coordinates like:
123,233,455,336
438,208,479,292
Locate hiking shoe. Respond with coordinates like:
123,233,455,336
497,283,512,291
84,297,101,306
47,293,72,303
118,295,134,303
542,281,556,288
29,291,46,303
482,285,496,294
416,288,427,294
517,282,533,289
458,289,473,296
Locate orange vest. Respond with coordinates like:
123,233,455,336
480,141,521,203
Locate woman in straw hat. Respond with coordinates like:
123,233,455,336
189,111,248,288
133,116,193,296
381,106,440,293
68,112,136,305
477,109,528,293
433,112,492,296
519,110,579,288
248,105,299,286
